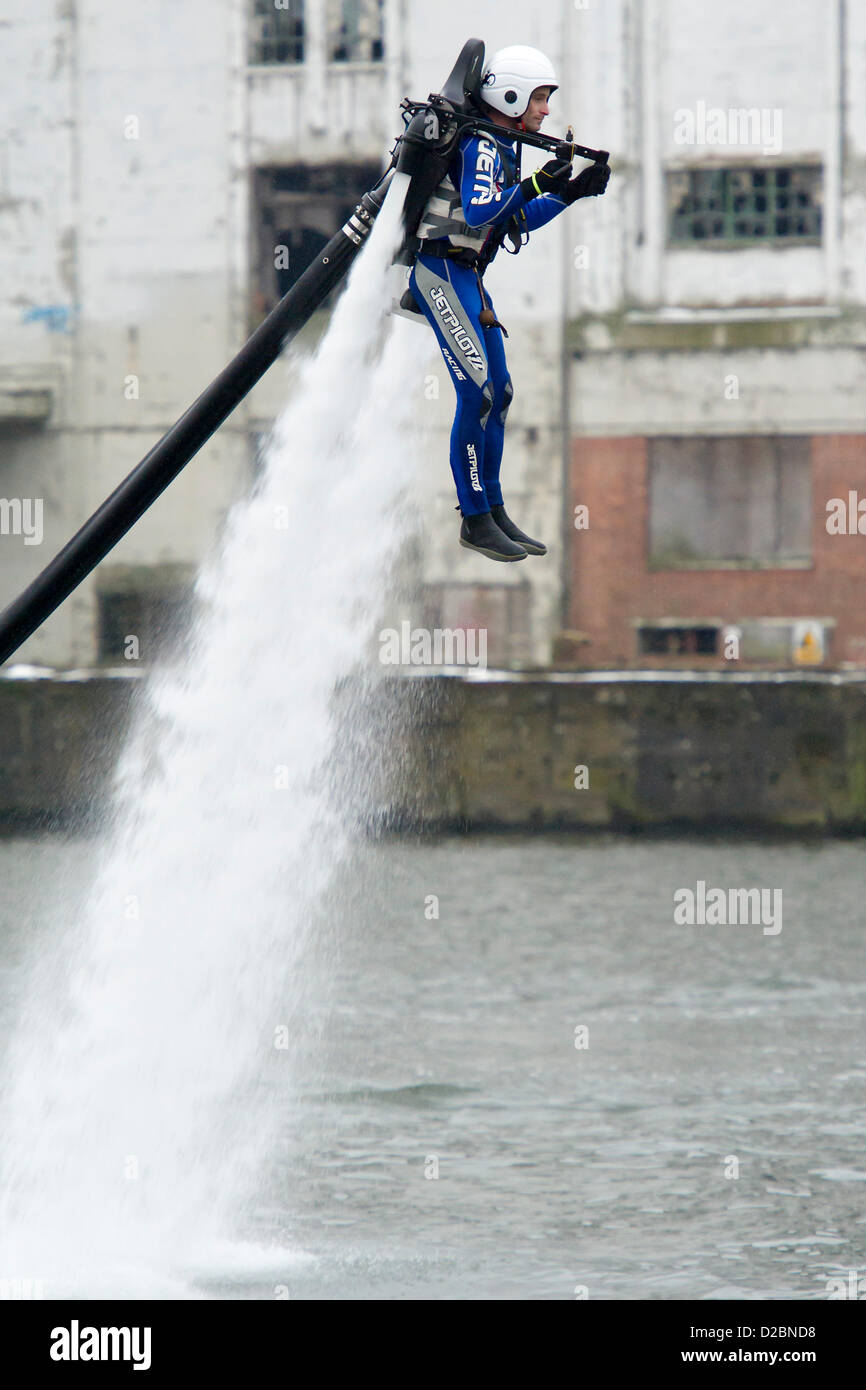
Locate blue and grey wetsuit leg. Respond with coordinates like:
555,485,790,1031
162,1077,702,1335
410,253,513,516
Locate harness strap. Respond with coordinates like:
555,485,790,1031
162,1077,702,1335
412,237,479,265
473,267,509,337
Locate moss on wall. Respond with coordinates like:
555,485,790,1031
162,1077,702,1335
4,673,866,834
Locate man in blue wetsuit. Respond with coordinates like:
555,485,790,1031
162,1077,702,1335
407,46,611,561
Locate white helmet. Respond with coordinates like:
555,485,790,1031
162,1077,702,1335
480,45,559,118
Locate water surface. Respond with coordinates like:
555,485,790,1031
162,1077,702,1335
2,833,862,1300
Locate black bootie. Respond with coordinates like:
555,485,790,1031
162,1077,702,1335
489,504,547,556
458,510,527,562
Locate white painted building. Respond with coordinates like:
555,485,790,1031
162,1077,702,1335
1,0,863,669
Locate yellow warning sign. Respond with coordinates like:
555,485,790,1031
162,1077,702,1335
792,621,824,665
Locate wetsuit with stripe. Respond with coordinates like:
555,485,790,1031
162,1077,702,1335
410,130,570,515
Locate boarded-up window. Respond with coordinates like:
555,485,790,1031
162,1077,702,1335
421,583,532,669
648,436,811,568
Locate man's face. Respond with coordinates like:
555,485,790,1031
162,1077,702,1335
522,86,553,132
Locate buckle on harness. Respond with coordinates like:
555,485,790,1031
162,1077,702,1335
412,237,479,268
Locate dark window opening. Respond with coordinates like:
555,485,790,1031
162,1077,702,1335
274,226,328,298
252,163,382,313
638,625,719,656
98,588,194,665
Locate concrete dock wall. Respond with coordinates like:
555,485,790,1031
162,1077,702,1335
393,674,866,833
3,671,866,834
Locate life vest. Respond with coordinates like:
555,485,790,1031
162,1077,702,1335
415,132,522,260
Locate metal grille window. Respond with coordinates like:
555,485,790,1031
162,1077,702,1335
668,166,822,244
328,0,385,62
250,0,304,65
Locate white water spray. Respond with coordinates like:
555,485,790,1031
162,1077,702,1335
0,174,433,1297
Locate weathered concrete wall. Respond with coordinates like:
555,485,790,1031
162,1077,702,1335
0,674,138,829
4,672,866,833
401,675,866,833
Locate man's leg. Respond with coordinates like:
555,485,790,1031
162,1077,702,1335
477,305,512,509
410,255,493,515
478,287,547,556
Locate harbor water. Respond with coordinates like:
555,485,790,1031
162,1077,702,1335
1,831,864,1300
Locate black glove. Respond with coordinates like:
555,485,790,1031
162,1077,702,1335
520,157,572,201
562,161,611,204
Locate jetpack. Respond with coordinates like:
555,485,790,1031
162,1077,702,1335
0,38,607,666
389,37,609,319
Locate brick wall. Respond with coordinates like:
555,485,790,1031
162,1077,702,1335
568,434,866,668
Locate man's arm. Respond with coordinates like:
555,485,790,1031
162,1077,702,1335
521,162,611,231
459,135,528,229
459,135,610,236
521,192,569,232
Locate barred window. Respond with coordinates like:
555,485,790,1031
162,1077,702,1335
328,0,384,62
250,0,304,65
668,166,822,245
